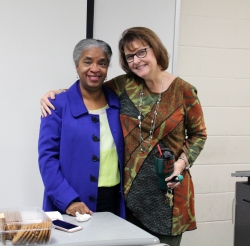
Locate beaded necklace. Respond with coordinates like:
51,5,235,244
138,79,163,152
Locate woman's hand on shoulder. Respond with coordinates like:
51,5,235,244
40,89,64,117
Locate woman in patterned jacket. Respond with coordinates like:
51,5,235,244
40,27,207,246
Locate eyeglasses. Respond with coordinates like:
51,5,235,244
125,47,150,63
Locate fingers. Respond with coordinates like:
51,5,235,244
167,180,181,189
66,202,92,216
165,172,179,182
40,90,63,117
165,161,184,189
42,97,55,111
40,97,55,117
41,106,47,118
165,174,173,182
48,91,56,100
165,173,178,189
40,103,51,117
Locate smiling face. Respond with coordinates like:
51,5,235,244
124,40,160,80
76,47,108,93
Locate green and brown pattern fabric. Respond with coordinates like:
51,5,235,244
105,74,207,236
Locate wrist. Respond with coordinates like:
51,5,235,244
178,154,190,170
67,198,81,209
175,159,186,172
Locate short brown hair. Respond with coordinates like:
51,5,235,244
118,27,169,74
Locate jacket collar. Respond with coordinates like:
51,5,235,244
67,81,120,117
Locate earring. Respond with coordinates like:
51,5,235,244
76,74,79,79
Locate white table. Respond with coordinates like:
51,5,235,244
48,212,163,246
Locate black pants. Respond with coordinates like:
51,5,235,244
96,185,119,215
127,211,182,246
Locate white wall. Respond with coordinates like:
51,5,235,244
0,0,87,208
93,0,179,78
178,0,250,245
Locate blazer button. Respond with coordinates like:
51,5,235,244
89,196,96,202
92,116,99,123
92,135,100,142
92,155,99,162
90,175,97,182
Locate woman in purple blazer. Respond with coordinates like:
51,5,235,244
38,39,125,219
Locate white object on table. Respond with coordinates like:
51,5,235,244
75,212,91,222
45,211,64,221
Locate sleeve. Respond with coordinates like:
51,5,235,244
181,86,207,166
38,99,79,212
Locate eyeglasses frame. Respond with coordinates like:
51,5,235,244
125,47,150,63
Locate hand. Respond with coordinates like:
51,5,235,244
66,202,93,216
165,160,185,189
40,89,63,117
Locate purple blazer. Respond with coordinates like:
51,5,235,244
38,81,125,218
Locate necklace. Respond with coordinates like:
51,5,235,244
138,79,163,152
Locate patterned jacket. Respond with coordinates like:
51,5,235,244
105,74,207,235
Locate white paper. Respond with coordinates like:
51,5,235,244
45,211,63,221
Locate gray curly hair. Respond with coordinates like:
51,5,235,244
73,39,112,66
